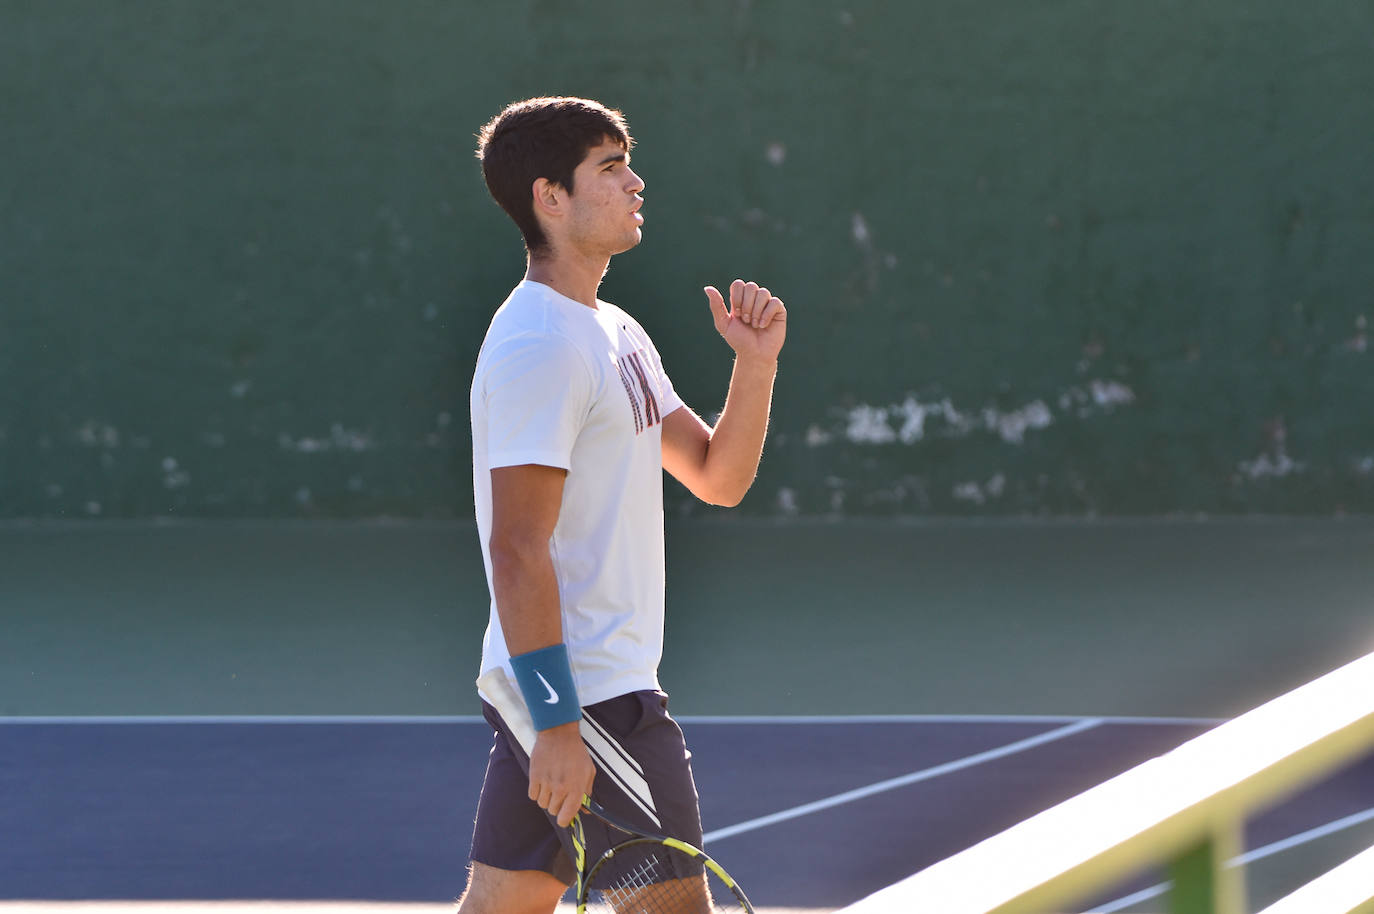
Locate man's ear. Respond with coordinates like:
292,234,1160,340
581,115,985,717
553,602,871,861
531,177,564,219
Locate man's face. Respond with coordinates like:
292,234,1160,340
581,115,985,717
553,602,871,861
562,138,645,257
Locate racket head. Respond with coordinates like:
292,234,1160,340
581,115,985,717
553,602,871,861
577,836,753,913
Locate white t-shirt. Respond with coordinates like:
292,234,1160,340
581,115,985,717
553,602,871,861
472,280,685,708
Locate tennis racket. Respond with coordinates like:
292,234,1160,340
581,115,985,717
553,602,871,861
477,668,755,913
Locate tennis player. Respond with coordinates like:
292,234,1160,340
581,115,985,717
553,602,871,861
458,96,786,912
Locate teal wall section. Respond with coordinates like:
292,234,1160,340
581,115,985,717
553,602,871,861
5,1,1373,517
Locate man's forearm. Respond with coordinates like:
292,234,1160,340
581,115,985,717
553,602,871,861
699,355,777,506
490,540,564,656
488,515,591,830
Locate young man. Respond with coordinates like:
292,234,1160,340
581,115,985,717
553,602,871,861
460,96,786,913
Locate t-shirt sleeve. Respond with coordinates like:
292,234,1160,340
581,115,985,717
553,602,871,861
647,338,685,418
479,334,592,471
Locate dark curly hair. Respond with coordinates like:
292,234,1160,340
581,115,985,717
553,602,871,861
475,97,634,255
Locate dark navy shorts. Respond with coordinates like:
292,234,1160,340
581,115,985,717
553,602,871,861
469,689,704,886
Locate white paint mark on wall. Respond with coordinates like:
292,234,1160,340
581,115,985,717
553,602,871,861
986,401,1053,444
161,457,190,490
841,397,1051,446
1060,381,1136,414
953,482,984,504
281,435,323,454
953,474,1007,505
777,487,799,514
1089,379,1135,407
895,398,973,443
75,421,119,448
765,142,787,166
278,425,374,454
846,404,897,444
831,380,1133,450
851,212,871,246
1239,451,1304,479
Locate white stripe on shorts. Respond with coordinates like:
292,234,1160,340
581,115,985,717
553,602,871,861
580,713,662,830
581,710,646,776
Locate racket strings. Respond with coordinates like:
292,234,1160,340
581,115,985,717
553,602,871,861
584,845,747,914
600,852,666,908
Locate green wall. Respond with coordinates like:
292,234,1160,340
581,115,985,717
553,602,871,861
5,1,1373,518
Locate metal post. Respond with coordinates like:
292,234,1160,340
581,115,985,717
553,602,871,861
1168,822,1245,914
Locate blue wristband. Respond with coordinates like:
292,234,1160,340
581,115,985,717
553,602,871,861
509,644,581,731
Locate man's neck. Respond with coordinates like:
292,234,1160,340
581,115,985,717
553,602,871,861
524,252,611,310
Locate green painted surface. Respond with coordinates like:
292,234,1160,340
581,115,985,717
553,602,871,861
1168,829,1244,914
5,2,1374,518
3,519,1372,717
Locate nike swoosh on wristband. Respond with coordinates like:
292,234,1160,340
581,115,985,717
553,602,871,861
535,671,559,704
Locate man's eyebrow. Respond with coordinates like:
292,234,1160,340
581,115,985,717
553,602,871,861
596,151,628,167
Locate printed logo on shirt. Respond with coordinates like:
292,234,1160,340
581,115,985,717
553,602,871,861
616,349,662,434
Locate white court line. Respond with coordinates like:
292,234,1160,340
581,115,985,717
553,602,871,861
703,718,1104,844
683,714,1218,727
0,716,485,725
0,905,451,913
0,713,1217,726
1088,805,1374,913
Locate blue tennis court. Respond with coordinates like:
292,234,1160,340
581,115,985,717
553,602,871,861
4,715,1372,910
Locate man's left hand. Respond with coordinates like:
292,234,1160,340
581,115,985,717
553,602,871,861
705,280,787,363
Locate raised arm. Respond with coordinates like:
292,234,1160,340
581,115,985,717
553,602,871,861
489,463,593,827
662,280,787,507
